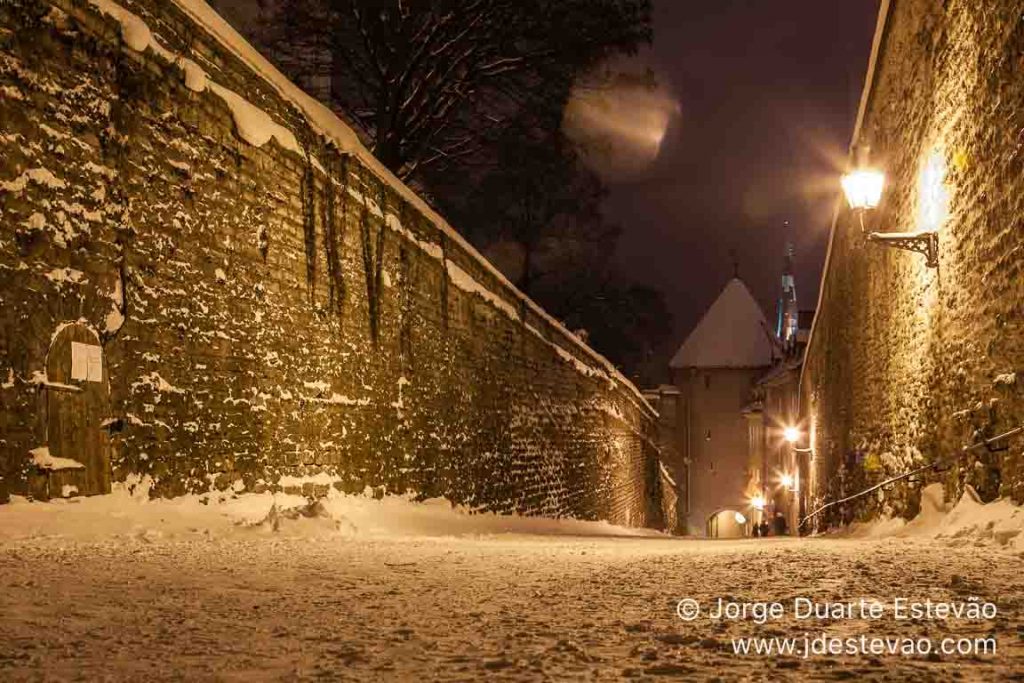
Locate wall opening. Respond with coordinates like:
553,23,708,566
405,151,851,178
706,508,747,538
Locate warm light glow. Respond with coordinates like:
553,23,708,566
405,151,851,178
750,495,766,511
841,169,885,210
783,426,801,444
918,150,948,232
734,511,747,525
780,474,795,490
563,68,679,181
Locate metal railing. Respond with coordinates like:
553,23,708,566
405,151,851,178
799,425,1023,529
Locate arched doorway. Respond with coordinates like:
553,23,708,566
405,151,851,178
706,508,748,538
33,323,111,498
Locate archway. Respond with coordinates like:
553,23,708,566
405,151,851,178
706,508,748,538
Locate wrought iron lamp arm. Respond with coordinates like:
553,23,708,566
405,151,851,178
867,230,939,268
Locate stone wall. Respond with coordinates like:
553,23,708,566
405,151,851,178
0,0,664,528
641,386,684,533
802,0,1024,526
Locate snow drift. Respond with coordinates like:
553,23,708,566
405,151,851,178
0,480,662,543
841,483,1024,552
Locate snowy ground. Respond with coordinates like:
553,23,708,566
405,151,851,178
0,487,1021,681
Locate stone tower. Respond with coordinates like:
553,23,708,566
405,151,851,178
668,278,774,536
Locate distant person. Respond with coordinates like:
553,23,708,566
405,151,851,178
751,521,760,538
773,512,788,536
759,519,770,537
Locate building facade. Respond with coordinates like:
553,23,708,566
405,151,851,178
652,249,816,537
662,278,775,536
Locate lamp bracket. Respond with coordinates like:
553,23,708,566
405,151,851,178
867,230,938,268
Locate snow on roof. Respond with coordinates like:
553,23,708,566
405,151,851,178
669,278,774,369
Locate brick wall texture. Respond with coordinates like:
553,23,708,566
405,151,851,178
0,0,666,528
803,0,1024,525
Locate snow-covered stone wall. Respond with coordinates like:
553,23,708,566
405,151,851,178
802,0,1024,525
0,0,665,528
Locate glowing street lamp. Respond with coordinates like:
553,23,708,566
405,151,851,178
780,473,795,490
841,168,885,210
783,426,801,444
750,495,766,511
840,158,939,268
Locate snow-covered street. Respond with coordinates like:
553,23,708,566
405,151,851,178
0,491,1021,681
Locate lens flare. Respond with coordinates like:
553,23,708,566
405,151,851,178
563,69,679,181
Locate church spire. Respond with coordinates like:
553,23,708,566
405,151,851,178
775,241,798,346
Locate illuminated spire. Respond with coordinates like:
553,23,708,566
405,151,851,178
775,239,798,346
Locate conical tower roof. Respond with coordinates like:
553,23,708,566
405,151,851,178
670,278,774,369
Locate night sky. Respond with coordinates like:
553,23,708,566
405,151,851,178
212,0,882,371
606,0,880,360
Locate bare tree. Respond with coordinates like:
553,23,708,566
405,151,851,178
258,0,651,181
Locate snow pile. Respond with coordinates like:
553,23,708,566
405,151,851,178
88,0,155,53
103,277,125,334
29,446,85,471
841,483,1024,552
177,56,208,92
899,482,949,536
0,483,661,543
935,486,1024,549
994,372,1017,387
1,166,67,192
87,0,298,155
843,514,907,539
207,82,300,152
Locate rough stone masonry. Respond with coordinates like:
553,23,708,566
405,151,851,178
0,0,667,528
802,0,1024,525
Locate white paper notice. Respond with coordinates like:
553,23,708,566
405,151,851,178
87,344,103,382
71,342,89,380
71,342,103,382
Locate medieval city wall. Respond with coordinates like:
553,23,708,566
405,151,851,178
0,0,665,528
803,0,1024,524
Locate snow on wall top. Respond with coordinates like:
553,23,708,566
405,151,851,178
669,278,774,369
150,0,653,414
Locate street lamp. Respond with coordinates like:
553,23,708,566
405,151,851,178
840,169,884,211
841,162,939,268
779,473,795,490
783,425,813,454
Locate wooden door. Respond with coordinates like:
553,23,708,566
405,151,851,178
41,324,111,497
